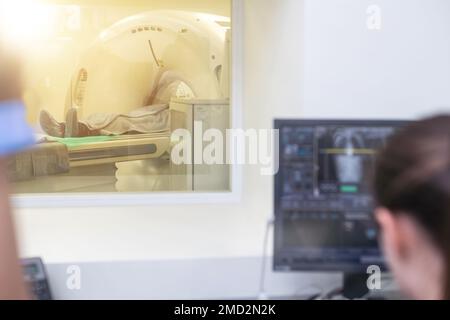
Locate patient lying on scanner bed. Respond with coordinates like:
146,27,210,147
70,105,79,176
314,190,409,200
39,104,169,138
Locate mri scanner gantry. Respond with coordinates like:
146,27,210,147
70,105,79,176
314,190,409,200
66,10,231,118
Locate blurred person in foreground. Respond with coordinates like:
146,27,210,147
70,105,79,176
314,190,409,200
0,41,34,300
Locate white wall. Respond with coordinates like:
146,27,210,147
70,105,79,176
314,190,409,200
303,0,450,119
14,0,450,266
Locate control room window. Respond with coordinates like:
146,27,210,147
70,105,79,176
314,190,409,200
1,0,233,194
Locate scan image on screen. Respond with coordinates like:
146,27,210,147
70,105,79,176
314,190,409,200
274,120,406,272
316,126,395,195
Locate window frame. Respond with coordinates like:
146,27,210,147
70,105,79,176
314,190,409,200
12,0,244,208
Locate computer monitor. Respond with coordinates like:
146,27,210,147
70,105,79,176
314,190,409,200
274,120,408,278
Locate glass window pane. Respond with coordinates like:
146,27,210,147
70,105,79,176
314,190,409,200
1,0,232,193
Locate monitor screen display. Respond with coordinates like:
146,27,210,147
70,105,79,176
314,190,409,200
274,120,408,272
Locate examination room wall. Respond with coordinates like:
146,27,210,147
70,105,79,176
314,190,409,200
13,0,450,269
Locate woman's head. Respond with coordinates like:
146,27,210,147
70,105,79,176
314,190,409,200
374,115,450,300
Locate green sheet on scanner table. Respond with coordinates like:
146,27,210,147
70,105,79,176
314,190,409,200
51,136,114,148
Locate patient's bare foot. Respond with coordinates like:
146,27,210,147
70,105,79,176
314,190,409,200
65,107,101,137
39,110,65,137
65,107,79,138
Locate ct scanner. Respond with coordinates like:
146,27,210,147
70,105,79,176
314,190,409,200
68,10,229,117
10,10,231,192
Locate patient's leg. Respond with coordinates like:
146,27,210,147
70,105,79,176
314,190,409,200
65,108,101,137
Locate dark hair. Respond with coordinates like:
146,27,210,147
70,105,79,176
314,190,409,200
374,115,450,299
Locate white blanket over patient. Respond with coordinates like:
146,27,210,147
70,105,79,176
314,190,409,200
83,104,169,135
